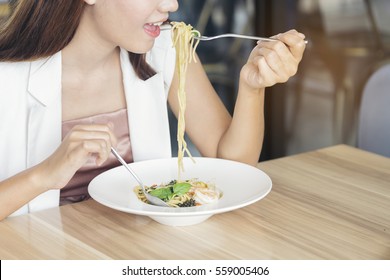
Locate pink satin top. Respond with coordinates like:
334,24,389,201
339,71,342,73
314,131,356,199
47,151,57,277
60,108,133,205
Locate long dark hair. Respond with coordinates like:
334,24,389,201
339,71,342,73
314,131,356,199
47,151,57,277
0,0,155,80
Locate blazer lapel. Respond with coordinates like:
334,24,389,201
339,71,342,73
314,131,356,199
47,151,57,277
26,52,62,212
120,48,172,161
28,52,62,107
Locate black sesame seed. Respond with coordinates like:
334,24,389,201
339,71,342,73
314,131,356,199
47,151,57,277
178,199,196,207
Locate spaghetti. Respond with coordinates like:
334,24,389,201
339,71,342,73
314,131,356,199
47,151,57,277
131,24,215,208
134,179,220,208
171,22,200,177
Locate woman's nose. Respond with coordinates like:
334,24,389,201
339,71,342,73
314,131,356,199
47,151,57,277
159,0,179,13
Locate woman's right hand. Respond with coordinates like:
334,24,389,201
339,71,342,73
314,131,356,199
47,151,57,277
38,124,117,191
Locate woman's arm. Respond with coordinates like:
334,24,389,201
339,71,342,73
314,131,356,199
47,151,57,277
0,164,51,220
168,30,306,166
0,124,116,220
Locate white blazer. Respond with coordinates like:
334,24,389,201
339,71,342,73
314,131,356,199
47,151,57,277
0,31,175,216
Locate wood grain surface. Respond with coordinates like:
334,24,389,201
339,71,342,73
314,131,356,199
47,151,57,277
1,145,389,259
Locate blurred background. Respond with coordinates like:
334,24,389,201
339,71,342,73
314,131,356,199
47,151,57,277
2,0,389,160
170,0,390,160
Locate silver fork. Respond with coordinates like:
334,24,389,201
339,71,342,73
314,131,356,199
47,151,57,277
194,33,308,44
110,147,169,207
160,23,307,43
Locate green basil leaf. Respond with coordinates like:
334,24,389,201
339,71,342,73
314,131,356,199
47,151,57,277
173,182,192,196
149,187,172,200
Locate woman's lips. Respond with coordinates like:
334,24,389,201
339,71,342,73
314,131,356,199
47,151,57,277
144,24,161,38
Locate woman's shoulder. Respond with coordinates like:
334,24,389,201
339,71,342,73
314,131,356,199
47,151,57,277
0,53,60,74
0,61,31,86
0,60,30,71
0,53,61,89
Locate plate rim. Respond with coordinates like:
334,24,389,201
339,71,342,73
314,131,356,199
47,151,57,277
88,157,272,217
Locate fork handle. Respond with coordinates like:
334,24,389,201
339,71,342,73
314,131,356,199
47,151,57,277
196,33,308,44
196,34,277,42
220,34,277,42
111,147,143,187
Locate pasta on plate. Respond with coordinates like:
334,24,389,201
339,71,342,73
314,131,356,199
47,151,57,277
134,179,221,208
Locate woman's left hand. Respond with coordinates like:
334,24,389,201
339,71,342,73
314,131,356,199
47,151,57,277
240,29,306,90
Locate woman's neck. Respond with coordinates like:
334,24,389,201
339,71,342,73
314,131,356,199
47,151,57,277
61,8,120,75
61,6,127,122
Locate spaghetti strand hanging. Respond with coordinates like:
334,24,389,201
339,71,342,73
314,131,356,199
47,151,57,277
171,22,200,177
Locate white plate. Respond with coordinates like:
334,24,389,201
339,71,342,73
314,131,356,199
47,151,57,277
88,157,272,226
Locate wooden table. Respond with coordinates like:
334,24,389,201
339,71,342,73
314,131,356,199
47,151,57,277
0,145,389,259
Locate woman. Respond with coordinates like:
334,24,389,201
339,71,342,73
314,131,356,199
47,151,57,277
0,0,306,220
